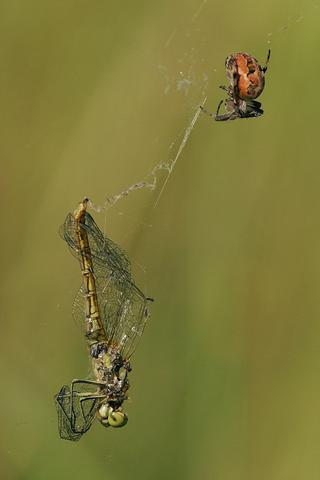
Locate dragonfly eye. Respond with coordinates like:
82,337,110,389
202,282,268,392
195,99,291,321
108,409,128,428
98,403,110,419
98,404,128,428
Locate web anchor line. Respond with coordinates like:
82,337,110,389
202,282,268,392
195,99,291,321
89,98,207,213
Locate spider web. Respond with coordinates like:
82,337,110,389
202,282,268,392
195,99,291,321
89,100,205,213
87,7,210,216
86,0,319,219
77,0,320,301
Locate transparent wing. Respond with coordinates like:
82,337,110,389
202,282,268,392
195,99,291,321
54,384,100,441
61,212,131,277
62,210,151,358
97,271,150,358
71,286,88,334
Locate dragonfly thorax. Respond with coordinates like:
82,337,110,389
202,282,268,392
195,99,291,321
90,342,131,429
91,342,130,402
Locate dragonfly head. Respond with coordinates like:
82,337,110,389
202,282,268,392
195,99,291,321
98,403,128,428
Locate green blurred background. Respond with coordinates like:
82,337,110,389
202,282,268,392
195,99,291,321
2,1,320,479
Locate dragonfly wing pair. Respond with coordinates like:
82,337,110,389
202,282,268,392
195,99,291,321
66,208,150,358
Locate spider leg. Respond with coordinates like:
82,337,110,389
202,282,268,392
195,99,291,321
199,105,215,120
241,108,264,118
262,49,271,73
215,112,237,121
247,99,262,109
216,99,224,117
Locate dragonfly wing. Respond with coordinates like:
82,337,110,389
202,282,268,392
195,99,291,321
72,286,87,334
115,282,150,359
62,209,151,356
62,212,131,278
54,385,99,441
55,386,82,441
98,274,151,358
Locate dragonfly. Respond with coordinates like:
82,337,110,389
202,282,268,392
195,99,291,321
54,199,152,441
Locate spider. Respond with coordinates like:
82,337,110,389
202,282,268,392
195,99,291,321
201,50,270,121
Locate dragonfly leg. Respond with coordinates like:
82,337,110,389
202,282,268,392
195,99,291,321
78,394,106,423
71,379,105,386
70,378,106,404
71,378,105,391
55,385,103,441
